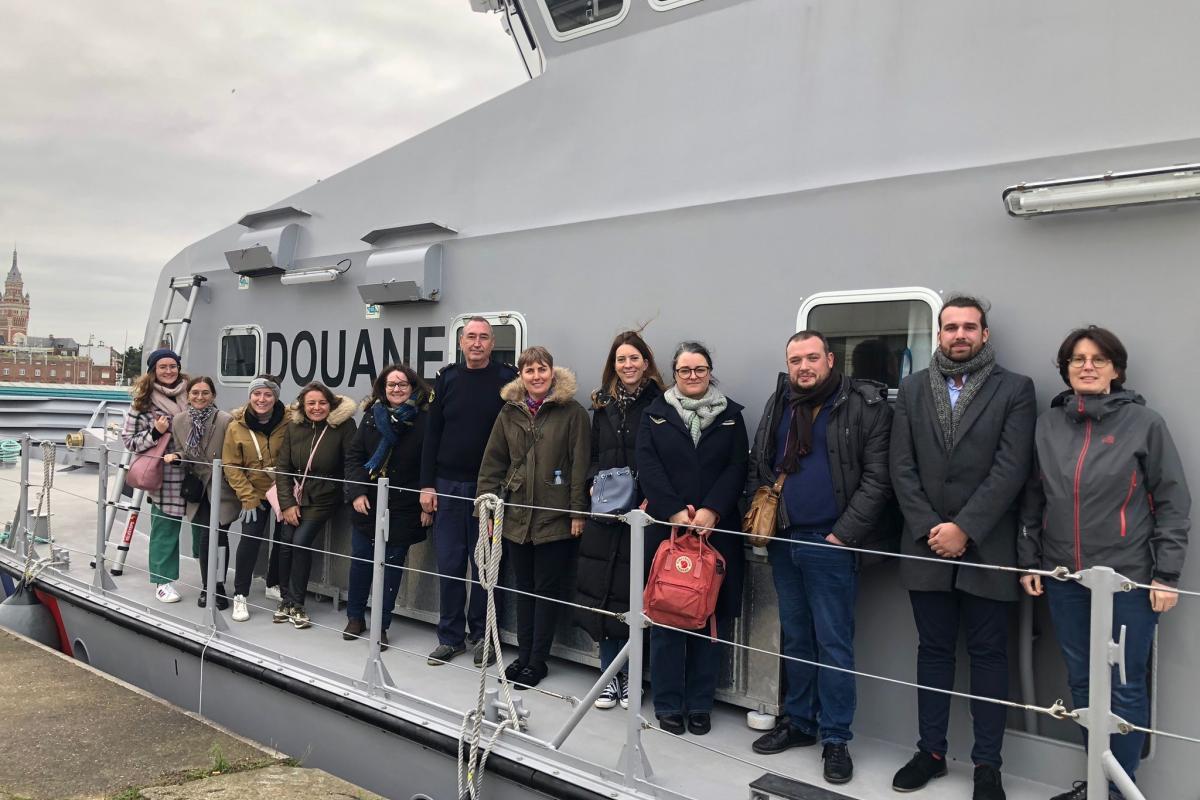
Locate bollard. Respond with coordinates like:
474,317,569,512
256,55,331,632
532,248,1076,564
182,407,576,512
363,477,394,694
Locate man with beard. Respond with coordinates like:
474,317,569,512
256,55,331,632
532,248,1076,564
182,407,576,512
889,296,1035,800
747,330,893,786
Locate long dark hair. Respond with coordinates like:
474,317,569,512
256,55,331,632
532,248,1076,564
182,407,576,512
366,363,430,408
596,330,665,405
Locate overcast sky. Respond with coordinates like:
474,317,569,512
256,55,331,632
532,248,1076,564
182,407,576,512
0,1,525,351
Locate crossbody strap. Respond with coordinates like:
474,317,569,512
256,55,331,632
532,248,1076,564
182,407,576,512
297,426,329,497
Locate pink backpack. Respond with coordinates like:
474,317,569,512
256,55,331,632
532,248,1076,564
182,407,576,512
643,527,726,637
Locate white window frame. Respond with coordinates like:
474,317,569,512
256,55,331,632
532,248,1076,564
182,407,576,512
797,286,942,391
649,0,703,11
217,324,264,387
449,311,528,366
534,0,630,42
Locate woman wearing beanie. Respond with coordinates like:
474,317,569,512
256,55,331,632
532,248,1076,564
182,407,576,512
121,347,190,602
342,364,434,649
166,376,237,610
222,374,288,621
274,381,357,629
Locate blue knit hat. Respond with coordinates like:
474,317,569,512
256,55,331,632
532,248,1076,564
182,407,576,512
146,347,181,371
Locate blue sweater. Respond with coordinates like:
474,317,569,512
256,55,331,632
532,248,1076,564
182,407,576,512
774,402,839,532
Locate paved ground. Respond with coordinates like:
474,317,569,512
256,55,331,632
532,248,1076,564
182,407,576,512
0,628,382,800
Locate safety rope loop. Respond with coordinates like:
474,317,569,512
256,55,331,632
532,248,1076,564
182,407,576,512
22,441,55,583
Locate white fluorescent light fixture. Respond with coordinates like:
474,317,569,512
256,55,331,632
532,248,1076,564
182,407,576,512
279,268,341,285
1003,163,1200,217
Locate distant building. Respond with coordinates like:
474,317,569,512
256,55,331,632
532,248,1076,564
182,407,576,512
1,249,30,346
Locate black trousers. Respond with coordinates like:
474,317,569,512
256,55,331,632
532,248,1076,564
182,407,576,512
278,517,326,609
506,537,576,667
233,501,280,597
909,589,1011,768
193,495,229,590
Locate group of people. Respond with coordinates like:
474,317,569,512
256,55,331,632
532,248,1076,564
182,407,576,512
120,299,1189,800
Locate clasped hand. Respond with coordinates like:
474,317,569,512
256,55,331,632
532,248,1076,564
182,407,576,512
928,522,968,558
668,505,718,532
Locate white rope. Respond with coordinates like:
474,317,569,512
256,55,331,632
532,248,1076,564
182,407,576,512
457,493,521,800
21,442,55,583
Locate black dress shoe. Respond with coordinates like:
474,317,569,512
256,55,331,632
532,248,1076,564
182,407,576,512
214,584,229,611
686,713,711,735
893,750,948,792
1050,782,1099,800
513,662,548,690
504,659,526,682
657,714,685,735
751,722,818,754
343,618,366,641
823,743,853,784
973,765,1005,800
379,630,389,652
197,590,207,608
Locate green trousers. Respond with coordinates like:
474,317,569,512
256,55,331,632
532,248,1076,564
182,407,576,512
148,503,182,585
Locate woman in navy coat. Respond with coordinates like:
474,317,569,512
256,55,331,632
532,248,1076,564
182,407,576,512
636,341,748,737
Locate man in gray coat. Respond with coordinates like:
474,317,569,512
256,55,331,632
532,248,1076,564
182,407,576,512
888,296,1036,800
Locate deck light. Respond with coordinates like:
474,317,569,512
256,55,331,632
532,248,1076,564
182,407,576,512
1003,163,1200,217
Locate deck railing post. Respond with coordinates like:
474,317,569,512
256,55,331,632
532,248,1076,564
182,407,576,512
13,433,31,562
91,444,116,591
364,477,395,694
203,458,228,631
619,508,653,785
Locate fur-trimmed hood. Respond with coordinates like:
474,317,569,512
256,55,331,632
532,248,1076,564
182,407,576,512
287,394,357,427
500,367,578,407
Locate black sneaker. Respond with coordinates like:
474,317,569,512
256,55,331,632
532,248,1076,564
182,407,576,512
893,750,948,792
504,658,526,681
974,765,1005,800
657,714,685,735
513,662,548,690
751,721,818,755
822,743,853,784
1050,782,1088,800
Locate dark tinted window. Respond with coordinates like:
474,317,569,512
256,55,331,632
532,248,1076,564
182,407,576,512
807,299,934,390
543,0,624,33
220,334,259,378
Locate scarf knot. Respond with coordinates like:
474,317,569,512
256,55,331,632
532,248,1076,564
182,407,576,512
929,341,996,452
780,371,842,474
364,399,420,476
664,386,728,445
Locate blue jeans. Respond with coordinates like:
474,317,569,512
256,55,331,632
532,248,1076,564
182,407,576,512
768,530,858,744
346,526,410,632
433,479,488,646
599,638,627,676
1044,579,1158,787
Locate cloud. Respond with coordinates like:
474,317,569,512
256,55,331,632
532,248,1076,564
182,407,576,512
0,0,525,349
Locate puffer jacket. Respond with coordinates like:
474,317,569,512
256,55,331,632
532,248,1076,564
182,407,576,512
171,409,238,526
747,373,895,550
477,367,591,545
275,395,358,523
221,403,289,511
1020,389,1191,584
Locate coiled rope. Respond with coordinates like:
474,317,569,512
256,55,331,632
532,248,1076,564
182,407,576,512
0,439,20,464
457,493,522,800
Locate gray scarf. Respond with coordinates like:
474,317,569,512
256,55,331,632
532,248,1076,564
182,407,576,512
664,385,728,445
929,340,996,452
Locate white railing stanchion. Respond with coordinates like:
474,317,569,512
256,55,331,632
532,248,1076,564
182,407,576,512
364,476,395,695
620,508,654,785
91,445,117,591
13,433,31,562
203,458,228,631
550,639,632,749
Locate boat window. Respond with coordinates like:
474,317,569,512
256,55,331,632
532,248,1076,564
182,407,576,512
797,288,941,391
450,312,527,367
538,0,627,37
218,325,263,386
648,0,703,11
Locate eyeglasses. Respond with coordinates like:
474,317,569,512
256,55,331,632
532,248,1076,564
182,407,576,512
1067,355,1111,369
675,366,711,378
386,381,411,390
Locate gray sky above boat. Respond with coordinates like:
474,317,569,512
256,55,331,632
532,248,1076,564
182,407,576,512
0,1,524,354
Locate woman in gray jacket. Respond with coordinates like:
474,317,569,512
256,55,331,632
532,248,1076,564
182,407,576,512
1020,326,1191,800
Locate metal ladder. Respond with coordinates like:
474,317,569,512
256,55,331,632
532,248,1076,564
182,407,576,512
103,275,207,575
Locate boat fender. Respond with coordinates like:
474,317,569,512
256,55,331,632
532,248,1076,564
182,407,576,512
0,580,60,649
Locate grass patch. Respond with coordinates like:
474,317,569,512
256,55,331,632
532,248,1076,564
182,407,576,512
106,744,292,799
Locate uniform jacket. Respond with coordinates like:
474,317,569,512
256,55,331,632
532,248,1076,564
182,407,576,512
344,398,430,546
221,404,289,511
170,409,238,526
748,373,895,549
575,381,662,642
477,368,591,545
636,392,749,620
1019,389,1191,585
275,395,358,523
890,364,1036,601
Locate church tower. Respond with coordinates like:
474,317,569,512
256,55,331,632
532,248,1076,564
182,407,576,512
1,249,30,346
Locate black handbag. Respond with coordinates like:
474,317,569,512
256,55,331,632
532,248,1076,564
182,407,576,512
180,470,206,504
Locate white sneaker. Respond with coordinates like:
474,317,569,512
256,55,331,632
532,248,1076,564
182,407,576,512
231,594,250,622
155,583,181,603
264,585,282,601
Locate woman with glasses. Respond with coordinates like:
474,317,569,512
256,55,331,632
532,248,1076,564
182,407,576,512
575,330,666,710
343,364,434,650
1019,326,1191,800
636,341,748,736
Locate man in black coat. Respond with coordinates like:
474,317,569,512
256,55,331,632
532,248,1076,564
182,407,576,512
889,296,1036,800
746,331,893,786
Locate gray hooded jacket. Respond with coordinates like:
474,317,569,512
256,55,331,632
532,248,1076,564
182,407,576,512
1019,389,1191,584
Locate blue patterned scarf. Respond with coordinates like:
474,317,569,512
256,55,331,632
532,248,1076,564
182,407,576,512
364,400,419,475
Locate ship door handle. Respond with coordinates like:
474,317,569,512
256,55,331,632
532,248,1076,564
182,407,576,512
1109,623,1128,685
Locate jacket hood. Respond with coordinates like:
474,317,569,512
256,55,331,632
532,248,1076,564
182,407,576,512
1051,388,1145,421
500,366,578,406
287,394,357,427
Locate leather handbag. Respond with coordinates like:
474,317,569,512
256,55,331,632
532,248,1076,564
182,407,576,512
126,431,170,492
742,472,787,548
590,467,636,517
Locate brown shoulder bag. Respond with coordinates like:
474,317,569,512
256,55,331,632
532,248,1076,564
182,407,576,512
742,472,787,548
